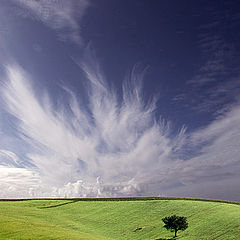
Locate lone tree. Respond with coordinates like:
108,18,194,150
162,215,188,238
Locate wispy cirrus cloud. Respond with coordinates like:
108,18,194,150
1,50,240,200
172,5,240,116
12,0,90,44
0,51,186,198
0,149,21,167
186,30,240,114
165,102,240,201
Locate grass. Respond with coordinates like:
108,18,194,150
0,198,239,239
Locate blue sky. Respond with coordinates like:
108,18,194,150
0,0,240,200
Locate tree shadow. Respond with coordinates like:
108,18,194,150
38,200,79,209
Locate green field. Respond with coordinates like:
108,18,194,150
0,198,239,240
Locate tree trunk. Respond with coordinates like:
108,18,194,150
174,229,177,237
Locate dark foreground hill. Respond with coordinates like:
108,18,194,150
0,197,239,239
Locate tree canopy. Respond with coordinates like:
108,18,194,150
162,215,188,237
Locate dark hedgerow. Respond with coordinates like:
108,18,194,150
0,197,239,205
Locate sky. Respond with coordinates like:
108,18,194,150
0,0,240,201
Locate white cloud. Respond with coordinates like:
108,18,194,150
162,103,240,200
0,52,186,198
13,0,90,44
0,149,20,166
1,52,240,200
189,104,240,167
0,165,40,198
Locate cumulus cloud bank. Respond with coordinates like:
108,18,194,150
0,52,240,200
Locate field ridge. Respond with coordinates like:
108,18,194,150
0,196,239,205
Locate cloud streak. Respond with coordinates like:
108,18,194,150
13,0,90,44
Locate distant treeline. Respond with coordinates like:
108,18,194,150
0,196,239,205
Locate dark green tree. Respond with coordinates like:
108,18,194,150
162,215,188,237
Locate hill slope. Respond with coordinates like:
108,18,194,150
0,198,239,239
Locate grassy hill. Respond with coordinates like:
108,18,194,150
0,197,239,240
